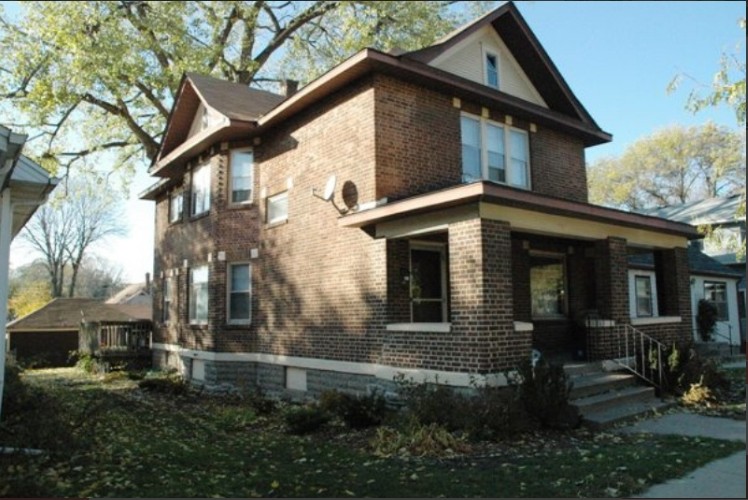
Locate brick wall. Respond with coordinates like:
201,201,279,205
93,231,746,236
530,127,588,202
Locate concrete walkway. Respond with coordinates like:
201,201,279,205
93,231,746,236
618,412,746,498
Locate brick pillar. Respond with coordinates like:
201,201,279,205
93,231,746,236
386,239,411,324
589,237,629,360
449,218,529,373
654,247,692,343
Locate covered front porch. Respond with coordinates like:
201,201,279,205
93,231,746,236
342,182,699,375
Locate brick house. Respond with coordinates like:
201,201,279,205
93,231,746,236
141,2,698,394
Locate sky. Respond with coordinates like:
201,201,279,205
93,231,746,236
7,1,746,283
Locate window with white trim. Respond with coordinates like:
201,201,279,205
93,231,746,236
634,275,654,317
230,149,254,204
485,52,499,89
191,162,211,216
704,281,728,321
228,263,251,324
266,191,288,224
169,190,183,223
189,266,209,325
460,114,530,188
162,276,173,323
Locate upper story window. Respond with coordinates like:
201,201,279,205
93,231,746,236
191,162,211,217
485,52,499,89
704,281,728,321
460,114,530,189
169,190,183,223
230,149,254,205
189,265,209,325
267,191,288,224
228,263,251,324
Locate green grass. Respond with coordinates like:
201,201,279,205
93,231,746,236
1,368,744,498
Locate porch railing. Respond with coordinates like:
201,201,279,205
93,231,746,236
612,324,666,391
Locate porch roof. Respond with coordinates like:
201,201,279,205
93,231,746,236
339,182,699,245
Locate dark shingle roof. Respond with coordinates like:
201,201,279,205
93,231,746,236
186,72,285,122
7,298,151,331
629,246,742,279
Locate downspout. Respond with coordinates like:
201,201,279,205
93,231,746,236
0,187,12,419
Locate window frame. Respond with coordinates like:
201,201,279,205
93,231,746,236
704,281,729,321
227,262,252,325
266,191,289,225
409,241,449,323
229,148,254,206
162,276,173,324
169,190,183,224
190,162,211,217
484,50,500,89
529,251,567,320
460,113,531,189
188,265,209,325
634,275,654,318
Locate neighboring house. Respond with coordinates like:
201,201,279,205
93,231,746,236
141,2,698,395
106,275,153,307
1,125,58,382
629,246,743,350
6,298,152,366
639,195,746,347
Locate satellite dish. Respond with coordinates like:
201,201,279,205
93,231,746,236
322,175,336,201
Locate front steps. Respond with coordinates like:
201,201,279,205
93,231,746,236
566,362,673,428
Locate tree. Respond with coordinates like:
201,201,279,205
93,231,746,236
0,1,467,176
588,123,745,210
20,175,125,298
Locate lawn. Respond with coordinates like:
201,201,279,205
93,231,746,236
1,368,744,498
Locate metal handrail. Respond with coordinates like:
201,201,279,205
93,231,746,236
613,324,666,391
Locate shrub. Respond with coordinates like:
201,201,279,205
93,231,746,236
1,355,32,421
514,358,579,430
395,375,470,431
371,419,471,457
663,342,729,397
681,379,717,406
247,387,277,415
284,405,330,435
467,383,534,439
321,390,388,429
138,373,188,395
696,299,718,342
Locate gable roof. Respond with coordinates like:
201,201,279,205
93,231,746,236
402,1,600,129
105,282,151,305
153,73,285,176
7,298,151,332
629,245,742,279
638,194,744,226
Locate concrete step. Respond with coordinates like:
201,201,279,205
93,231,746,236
581,397,675,429
563,361,605,378
569,372,637,399
572,385,656,414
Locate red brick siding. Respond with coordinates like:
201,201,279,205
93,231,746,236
530,127,588,202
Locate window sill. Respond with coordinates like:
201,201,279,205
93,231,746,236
631,316,682,326
514,321,534,332
266,218,288,229
586,319,616,328
225,322,251,328
190,211,210,222
228,202,254,210
386,323,451,333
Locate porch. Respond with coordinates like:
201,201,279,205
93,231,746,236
341,182,699,374
79,320,153,370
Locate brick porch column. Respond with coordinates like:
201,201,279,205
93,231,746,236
449,218,528,373
589,237,629,359
654,247,692,342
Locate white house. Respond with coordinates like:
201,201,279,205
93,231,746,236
0,125,58,417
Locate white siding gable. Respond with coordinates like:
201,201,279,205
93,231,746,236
187,102,226,139
430,25,547,107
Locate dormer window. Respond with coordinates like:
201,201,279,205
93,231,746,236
485,52,499,89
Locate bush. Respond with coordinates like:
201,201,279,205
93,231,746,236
663,342,729,398
138,373,188,395
696,299,718,342
395,375,470,431
247,387,277,415
320,390,388,429
467,383,534,439
514,358,579,430
371,419,471,457
284,405,330,435
1,356,32,421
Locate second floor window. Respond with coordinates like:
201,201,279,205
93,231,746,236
460,114,530,189
191,162,211,216
704,281,728,321
169,190,183,223
267,191,288,224
189,266,209,325
230,149,254,204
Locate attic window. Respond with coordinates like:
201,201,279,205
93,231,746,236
485,53,499,89
200,109,210,130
